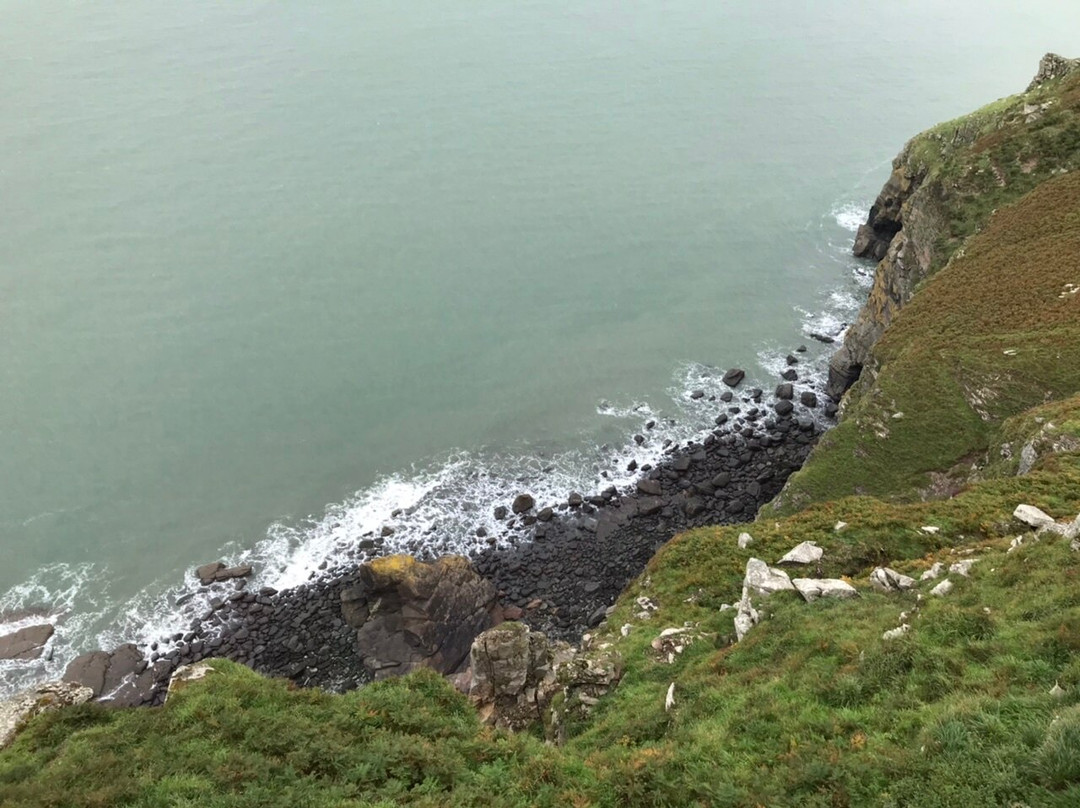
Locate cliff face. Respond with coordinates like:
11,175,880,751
826,52,1080,402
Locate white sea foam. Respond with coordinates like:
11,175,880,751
832,201,869,233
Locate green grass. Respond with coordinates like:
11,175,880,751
776,164,1080,511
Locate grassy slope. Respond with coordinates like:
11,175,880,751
4,72,1080,808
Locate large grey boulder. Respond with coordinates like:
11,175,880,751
869,567,916,592
340,555,501,679
63,643,156,707
742,558,795,597
1,681,94,750
777,541,823,566
792,579,858,603
0,623,54,661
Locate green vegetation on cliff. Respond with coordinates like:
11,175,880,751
4,62,1080,808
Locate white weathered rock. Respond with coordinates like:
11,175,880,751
737,532,754,549
777,541,823,566
948,559,978,577
1,681,94,750
920,526,940,535
651,627,701,663
635,596,658,613
743,558,795,597
1008,536,1025,553
792,578,857,603
664,682,676,712
1014,504,1056,529
834,521,848,532
734,591,759,642
620,624,632,637
882,624,910,641
1051,682,1066,699
870,567,916,592
166,662,216,702
920,562,944,581
929,579,954,597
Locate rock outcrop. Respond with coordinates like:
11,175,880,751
1028,53,1080,91
340,555,501,679
0,623,54,661
63,643,163,707
467,622,621,741
0,681,94,750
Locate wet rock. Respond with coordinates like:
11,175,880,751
63,643,156,707
512,494,535,514
195,562,253,586
690,390,705,400
567,492,583,508
781,369,798,381
722,368,745,387
0,624,54,662
494,505,509,520
537,507,554,523
800,391,818,408
774,400,795,417
775,383,794,400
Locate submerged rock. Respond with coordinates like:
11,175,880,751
722,368,746,387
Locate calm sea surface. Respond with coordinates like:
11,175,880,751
2,1,1077,693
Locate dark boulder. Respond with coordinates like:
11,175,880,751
722,368,745,387
636,479,662,496
775,400,795,416
63,643,157,707
775,383,794,400
511,494,535,514
0,623,54,661
195,562,253,586
800,391,819,408
340,555,501,680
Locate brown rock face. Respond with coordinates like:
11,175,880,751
0,624,54,661
340,555,501,680
195,562,253,586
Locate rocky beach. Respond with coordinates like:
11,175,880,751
36,357,832,707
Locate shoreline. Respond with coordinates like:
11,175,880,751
75,357,834,705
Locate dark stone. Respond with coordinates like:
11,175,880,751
786,354,799,366
722,368,745,387
511,494,535,514
0,623,54,661
636,479,662,496
719,391,733,402
690,390,705,400
340,556,500,680
494,505,509,520
774,400,795,416
537,507,554,523
567,492,583,507
781,369,798,381
712,472,731,488
683,498,706,517
800,391,819,408
775,383,794,400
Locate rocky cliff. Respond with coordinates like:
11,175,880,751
827,52,1080,401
